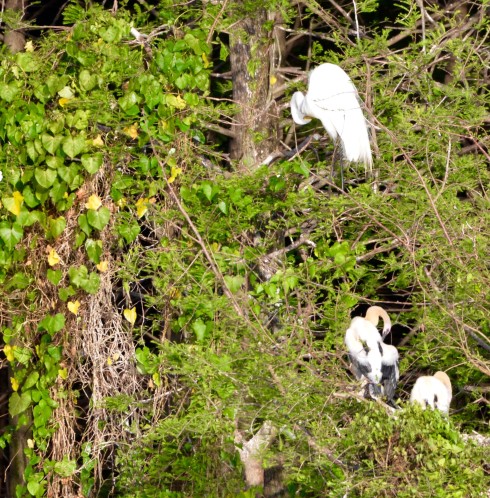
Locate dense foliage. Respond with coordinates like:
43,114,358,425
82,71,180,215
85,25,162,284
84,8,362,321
0,0,488,496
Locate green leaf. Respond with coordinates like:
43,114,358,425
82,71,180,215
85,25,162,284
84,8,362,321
41,133,63,154
27,479,41,497
0,222,23,250
78,213,92,236
0,82,19,102
23,371,39,390
47,269,62,286
218,201,228,215
58,286,76,302
9,391,31,417
117,222,140,244
54,457,77,477
224,275,245,293
85,239,102,264
35,168,57,188
81,272,100,294
62,135,86,158
87,206,111,230
81,153,103,174
68,265,89,287
79,70,98,92
48,216,66,239
192,319,207,341
38,313,66,335
16,52,40,72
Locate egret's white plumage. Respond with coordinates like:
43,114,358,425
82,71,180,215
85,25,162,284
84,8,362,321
344,306,397,400
345,316,383,385
410,371,452,414
290,63,372,169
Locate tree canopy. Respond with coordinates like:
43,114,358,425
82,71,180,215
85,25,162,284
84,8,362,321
0,0,488,496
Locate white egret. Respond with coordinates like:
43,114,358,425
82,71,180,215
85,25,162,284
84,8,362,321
344,306,392,395
344,306,394,398
290,63,373,171
410,371,452,414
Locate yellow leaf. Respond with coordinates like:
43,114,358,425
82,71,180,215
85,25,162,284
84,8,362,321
152,372,161,387
4,191,24,216
59,97,71,107
107,356,113,366
27,439,35,449
67,300,80,315
123,307,137,325
123,123,139,139
166,95,186,110
270,75,277,85
116,197,127,208
24,41,35,52
85,194,102,211
3,345,15,362
47,248,61,266
135,197,149,218
93,134,104,147
58,368,68,380
168,166,182,184
96,260,109,272
11,377,19,392
202,52,209,68
112,352,120,362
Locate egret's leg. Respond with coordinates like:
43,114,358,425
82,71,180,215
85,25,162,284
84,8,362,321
330,140,346,191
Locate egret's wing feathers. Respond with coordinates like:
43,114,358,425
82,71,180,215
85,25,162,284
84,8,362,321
381,361,399,401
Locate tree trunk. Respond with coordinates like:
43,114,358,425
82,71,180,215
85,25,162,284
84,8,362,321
3,0,26,53
229,10,279,171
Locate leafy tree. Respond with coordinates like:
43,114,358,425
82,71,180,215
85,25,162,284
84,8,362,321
0,0,488,497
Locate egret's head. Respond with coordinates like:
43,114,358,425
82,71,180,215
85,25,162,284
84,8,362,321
290,92,312,125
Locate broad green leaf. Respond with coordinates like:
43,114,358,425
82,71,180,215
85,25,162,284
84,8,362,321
16,209,43,227
16,52,40,72
78,213,92,236
68,265,89,287
224,275,245,293
35,168,57,188
192,319,207,341
0,82,19,102
117,222,140,243
87,206,110,230
54,458,77,477
62,135,86,158
81,272,100,294
79,70,98,92
23,371,39,390
85,238,102,264
38,313,65,335
41,133,63,154
47,269,62,286
48,216,66,239
9,391,31,417
81,153,103,174
58,286,76,302
0,222,23,250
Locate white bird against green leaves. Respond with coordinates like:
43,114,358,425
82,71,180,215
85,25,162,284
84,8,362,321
290,63,372,170
410,371,452,414
344,306,398,402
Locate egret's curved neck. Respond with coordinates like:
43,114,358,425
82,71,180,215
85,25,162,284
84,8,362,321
364,306,391,334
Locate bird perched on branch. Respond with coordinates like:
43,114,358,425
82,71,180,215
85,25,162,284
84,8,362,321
344,306,399,403
410,371,452,414
290,63,373,173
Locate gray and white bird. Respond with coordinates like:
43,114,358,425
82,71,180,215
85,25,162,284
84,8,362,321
344,306,398,402
290,63,372,170
410,371,452,414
